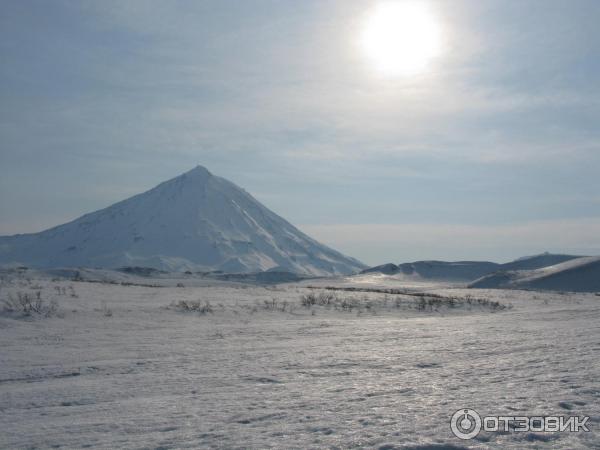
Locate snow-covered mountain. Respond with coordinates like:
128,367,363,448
0,166,366,275
470,256,600,292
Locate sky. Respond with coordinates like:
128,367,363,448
1,0,599,265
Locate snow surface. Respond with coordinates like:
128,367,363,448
0,166,365,276
1,269,599,449
470,256,600,292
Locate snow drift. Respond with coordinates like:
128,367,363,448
0,166,366,276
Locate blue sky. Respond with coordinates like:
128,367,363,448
1,0,599,265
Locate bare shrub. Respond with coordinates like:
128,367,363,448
2,291,59,318
300,292,318,307
54,286,67,296
339,297,359,311
263,298,278,310
101,301,113,317
174,300,213,314
317,291,336,305
261,298,291,312
300,291,337,307
300,287,509,315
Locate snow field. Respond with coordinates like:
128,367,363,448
1,274,599,449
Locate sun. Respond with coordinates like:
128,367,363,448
360,1,442,77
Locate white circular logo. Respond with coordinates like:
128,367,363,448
451,408,482,440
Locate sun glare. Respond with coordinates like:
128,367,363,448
361,1,442,77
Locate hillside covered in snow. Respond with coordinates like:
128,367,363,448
360,253,584,283
470,256,600,292
0,166,365,276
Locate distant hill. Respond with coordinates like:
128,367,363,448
360,263,400,275
0,166,366,276
498,252,581,271
361,260,499,281
397,260,500,281
360,253,585,282
470,256,600,292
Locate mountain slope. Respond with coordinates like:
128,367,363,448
0,166,366,275
470,256,600,292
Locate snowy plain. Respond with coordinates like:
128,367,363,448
1,269,599,449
